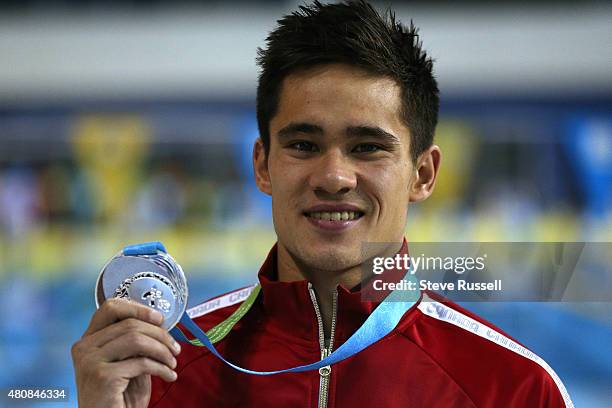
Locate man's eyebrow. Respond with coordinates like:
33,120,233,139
346,126,401,145
277,122,323,140
276,123,401,145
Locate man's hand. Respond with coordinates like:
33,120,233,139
72,298,181,408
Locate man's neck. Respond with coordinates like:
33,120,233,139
276,246,361,341
274,240,405,341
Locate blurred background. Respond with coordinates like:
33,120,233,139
0,0,610,406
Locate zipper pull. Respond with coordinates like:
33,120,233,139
319,347,331,378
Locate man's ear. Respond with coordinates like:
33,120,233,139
409,144,441,202
253,138,272,196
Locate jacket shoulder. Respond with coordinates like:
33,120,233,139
174,283,258,361
187,284,257,324
403,291,573,407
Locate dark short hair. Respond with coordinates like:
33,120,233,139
256,0,439,162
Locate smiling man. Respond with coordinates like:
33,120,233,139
72,1,572,407
254,63,435,337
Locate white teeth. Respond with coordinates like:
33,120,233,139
307,211,362,221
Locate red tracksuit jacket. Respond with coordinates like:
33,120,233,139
150,244,572,407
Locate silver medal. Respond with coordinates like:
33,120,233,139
95,248,188,330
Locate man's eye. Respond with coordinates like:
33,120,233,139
290,141,318,152
353,144,382,153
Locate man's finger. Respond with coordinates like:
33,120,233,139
111,357,178,383
85,318,181,356
99,332,177,369
85,298,163,336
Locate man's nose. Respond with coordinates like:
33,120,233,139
309,150,357,195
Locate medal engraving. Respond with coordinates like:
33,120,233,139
95,248,188,331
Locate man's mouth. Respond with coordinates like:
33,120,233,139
304,211,364,221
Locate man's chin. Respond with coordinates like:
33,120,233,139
298,246,362,272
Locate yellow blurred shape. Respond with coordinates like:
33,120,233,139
532,212,579,242
429,120,478,207
71,114,150,223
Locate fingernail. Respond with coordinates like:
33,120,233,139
170,370,178,381
173,340,181,353
150,310,163,324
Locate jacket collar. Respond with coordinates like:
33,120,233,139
256,239,409,346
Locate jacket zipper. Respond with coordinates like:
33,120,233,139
308,283,338,408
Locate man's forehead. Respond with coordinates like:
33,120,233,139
273,66,406,132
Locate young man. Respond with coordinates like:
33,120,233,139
72,1,573,407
